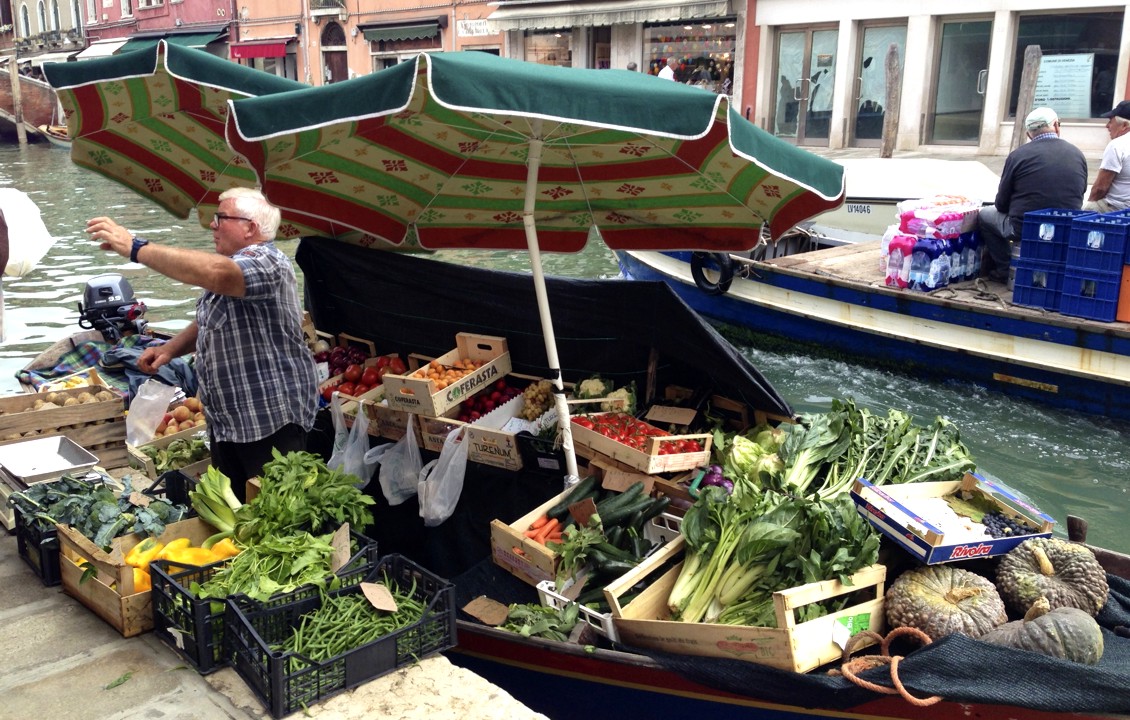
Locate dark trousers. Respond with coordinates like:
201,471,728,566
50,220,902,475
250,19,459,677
210,423,308,502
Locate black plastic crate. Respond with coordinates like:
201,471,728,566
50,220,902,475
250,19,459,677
226,555,455,719
150,530,379,675
516,430,565,473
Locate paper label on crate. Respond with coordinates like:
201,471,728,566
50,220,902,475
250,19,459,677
644,405,697,426
831,613,873,649
128,491,151,508
315,362,330,384
569,497,598,527
601,467,655,495
463,595,510,626
361,582,398,612
560,569,592,601
330,523,350,573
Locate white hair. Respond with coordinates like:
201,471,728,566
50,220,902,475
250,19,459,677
219,187,281,240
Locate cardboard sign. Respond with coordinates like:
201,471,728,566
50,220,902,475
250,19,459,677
600,466,654,495
330,523,350,573
644,405,697,427
463,595,509,626
128,491,151,508
569,496,598,528
361,582,398,612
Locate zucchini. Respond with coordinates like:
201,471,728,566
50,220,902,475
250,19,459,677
602,496,655,528
595,481,645,515
547,475,599,520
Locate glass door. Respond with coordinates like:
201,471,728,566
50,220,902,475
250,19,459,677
929,19,992,144
851,24,906,147
773,27,838,146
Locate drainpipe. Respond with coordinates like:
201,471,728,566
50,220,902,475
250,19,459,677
300,0,311,83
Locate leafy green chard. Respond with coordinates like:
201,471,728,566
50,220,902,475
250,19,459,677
193,530,343,603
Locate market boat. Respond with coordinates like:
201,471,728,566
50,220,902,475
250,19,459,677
616,243,1130,422
35,124,71,148
296,242,1130,720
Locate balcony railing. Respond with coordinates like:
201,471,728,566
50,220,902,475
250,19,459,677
310,0,346,9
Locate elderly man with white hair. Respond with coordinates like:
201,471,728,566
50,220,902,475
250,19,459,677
1084,100,1130,213
976,107,1087,283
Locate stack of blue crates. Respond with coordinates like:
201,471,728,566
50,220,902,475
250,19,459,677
1059,213,1130,322
1013,208,1090,310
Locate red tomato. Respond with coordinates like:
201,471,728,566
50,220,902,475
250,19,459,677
321,385,336,402
353,383,371,396
343,364,363,383
375,355,392,370
388,357,408,375
361,366,380,386
378,365,395,381
338,382,356,397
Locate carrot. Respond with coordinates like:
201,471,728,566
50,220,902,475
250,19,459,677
533,517,560,544
512,546,526,556
544,532,563,544
529,514,550,530
523,528,540,538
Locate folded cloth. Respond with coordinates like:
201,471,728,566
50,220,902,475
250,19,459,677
100,340,197,406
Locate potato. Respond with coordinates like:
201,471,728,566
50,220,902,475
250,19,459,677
94,390,116,402
36,401,60,410
77,392,96,404
44,392,62,405
63,397,80,407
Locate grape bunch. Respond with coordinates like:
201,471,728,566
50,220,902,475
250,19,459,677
521,380,554,420
981,511,1033,539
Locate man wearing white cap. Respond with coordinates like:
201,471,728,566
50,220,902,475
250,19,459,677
1083,100,1130,213
977,107,1087,283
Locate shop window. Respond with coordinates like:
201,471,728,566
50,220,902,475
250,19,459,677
526,31,571,67
1007,11,1124,121
645,19,736,93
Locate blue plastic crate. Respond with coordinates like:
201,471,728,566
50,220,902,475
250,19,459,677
1011,257,1065,311
1066,214,1130,273
1020,209,1093,263
1058,267,1122,322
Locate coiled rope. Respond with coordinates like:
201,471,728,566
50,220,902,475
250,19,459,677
831,626,942,707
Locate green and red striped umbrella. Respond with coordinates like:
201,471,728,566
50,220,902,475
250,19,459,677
225,51,845,252
43,42,344,240
225,51,844,479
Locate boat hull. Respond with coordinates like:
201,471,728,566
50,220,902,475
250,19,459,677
450,621,1126,720
617,249,1130,421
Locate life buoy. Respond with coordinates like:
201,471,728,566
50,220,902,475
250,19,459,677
690,251,734,295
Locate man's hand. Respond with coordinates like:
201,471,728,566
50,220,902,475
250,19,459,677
138,344,174,374
86,217,134,257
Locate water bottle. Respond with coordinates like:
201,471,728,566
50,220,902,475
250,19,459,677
886,234,916,288
909,237,945,291
880,224,900,276
928,238,950,291
948,235,965,283
962,231,981,280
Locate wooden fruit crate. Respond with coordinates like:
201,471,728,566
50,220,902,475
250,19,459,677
0,386,127,468
604,537,887,673
489,487,568,587
570,415,711,475
382,333,511,417
57,517,218,637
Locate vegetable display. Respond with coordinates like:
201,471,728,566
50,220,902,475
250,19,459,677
10,473,190,549
193,531,345,603
139,437,209,474
572,412,704,455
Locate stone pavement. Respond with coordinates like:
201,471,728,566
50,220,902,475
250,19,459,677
808,145,1104,183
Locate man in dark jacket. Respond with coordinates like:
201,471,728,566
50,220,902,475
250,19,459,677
977,107,1088,282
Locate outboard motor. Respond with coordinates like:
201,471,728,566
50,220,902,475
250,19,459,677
77,274,148,342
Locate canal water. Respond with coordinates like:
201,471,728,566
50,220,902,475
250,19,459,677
3,143,1127,553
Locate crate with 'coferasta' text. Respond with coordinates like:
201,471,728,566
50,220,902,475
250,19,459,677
381,333,511,417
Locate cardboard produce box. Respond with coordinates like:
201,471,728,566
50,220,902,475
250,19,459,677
57,517,218,637
0,386,127,469
382,333,511,417
604,537,887,672
850,472,1055,564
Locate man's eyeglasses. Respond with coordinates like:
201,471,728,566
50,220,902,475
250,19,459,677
211,213,253,225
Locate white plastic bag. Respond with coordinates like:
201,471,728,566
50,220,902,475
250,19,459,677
417,427,468,527
126,378,178,446
1,189,55,277
377,416,422,506
327,392,378,489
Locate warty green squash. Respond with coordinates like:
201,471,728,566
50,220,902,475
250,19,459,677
980,596,1104,664
995,537,1108,617
886,565,1007,639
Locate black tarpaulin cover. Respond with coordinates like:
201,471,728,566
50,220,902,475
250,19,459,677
295,240,792,420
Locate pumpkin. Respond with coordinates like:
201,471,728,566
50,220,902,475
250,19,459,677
980,596,1104,664
886,565,1007,639
996,537,1109,617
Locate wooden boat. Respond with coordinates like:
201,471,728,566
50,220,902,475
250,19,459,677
296,242,1130,720
616,243,1130,422
36,123,71,148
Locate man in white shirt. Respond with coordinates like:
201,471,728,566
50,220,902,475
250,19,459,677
1084,100,1130,212
658,57,678,81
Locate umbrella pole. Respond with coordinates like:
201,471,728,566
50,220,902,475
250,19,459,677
524,131,580,484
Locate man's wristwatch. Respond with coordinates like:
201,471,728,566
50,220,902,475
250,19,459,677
130,237,149,263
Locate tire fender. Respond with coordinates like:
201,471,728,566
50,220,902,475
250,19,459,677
690,252,734,295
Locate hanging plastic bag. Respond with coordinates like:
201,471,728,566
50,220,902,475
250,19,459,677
327,392,379,488
1,189,55,277
417,427,469,527
126,378,178,446
378,416,422,506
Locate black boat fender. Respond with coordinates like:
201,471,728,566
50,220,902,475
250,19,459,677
690,251,734,295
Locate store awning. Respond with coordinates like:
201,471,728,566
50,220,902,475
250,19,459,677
119,30,226,55
486,0,732,32
361,21,440,43
230,39,293,59
72,38,129,60
28,50,80,67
